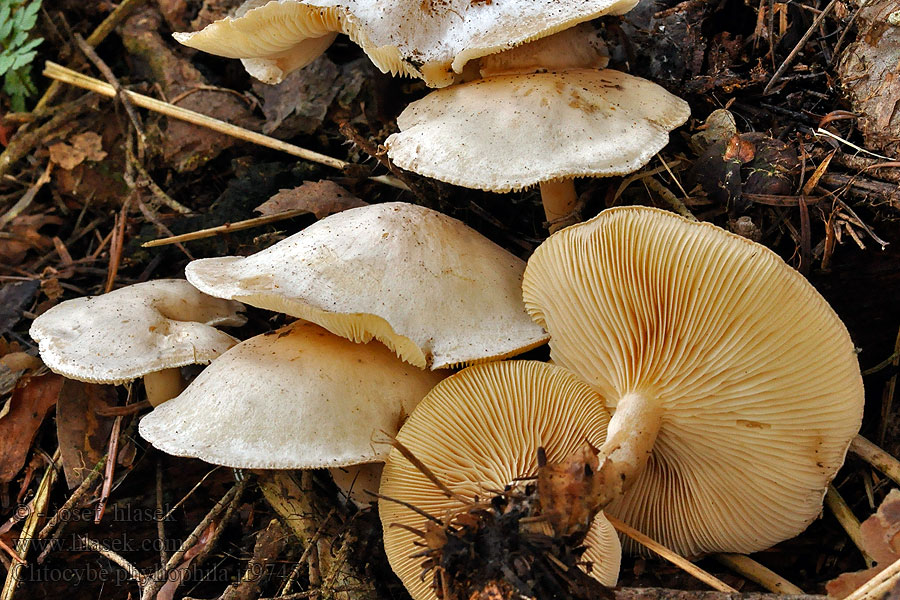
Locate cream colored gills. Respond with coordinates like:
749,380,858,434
28,279,246,406
523,206,865,557
379,360,621,600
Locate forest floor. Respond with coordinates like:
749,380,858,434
0,0,899,599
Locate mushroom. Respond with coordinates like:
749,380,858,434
185,202,548,369
29,279,246,406
521,206,865,556
173,0,342,84
386,68,689,231
139,320,445,501
175,0,638,87
380,360,620,600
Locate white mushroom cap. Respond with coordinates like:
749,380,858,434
174,0,342,84
139,321,446,468
522,206,865,556
176,0,638,87
379,360,620,600
29,279,246,385
385,69,691,192
185,202,548,370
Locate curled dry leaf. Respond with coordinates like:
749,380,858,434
0,373,63,483
56,380,117,489
47,132,107,171
254,180,367,220
827,489,900,599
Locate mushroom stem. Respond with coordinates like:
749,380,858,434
594,391,663,507
539,179,578,233
143,368,186,407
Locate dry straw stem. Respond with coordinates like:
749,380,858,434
605,515,737,593
142,208,311,248
850,435,900,487
843,554,900,600
714,553,804,594
825,485,874,567
1,449,61,600
43,62,406,190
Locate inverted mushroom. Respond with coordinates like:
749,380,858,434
29,279,246,406
174,0,342,84
522,206,865,556
380,360,620,600
139,320,445,473
386,68,690,230
185,202,548,369
176,0,638,87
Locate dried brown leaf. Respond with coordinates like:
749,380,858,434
48,141,87,170
827,489,900,598
70,132,107,162
0,373,62,482
157,521,217,600
255,180,367,220
56,380,117,489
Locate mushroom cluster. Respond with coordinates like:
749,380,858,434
25,2,868,597
176,0,690,231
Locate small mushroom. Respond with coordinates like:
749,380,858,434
139,321,445,501
522,206,865,556
380,360,620,600
176,0,637,87
185,202,548,369
174,0,342,84
29,280,246,406
386,68,690,230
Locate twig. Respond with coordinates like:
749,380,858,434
141,479,248,600
38,455,106,539
843,554,900,600
73,33,146,157
0,96,92,182
825,485,873,567
155,459,167,565
644,176,696,221
851,435,900,487
125,134,192,215
160,467,221,521
44,62,359,174
142,209,313,248
103,198,129,293
879,328,900,444
34,0,148,112
763,0,839,94
605,515,737,593
77,535,146,586
814,129,892,161
278,509,336,596
714,553,804,594
0,162,53,230
1,449,61,600
94,414,123,523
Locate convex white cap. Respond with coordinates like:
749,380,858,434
185,202,548,369
379,360,620,600
139,321,445,468
522,206,865,556
29,279,246,385
386,69,691,192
